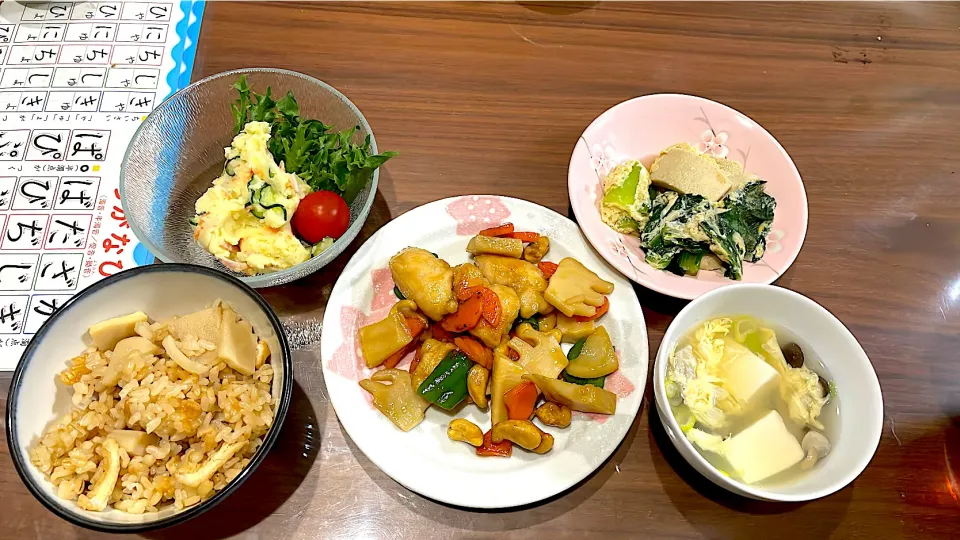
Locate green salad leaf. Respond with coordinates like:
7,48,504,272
231,77,252,134
230,75,397,204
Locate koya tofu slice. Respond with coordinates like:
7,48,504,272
650,142,732,202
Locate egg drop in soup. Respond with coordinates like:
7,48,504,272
664,316,837,486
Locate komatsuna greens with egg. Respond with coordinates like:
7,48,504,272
191,76,397,275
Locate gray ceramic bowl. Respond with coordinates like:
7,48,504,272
6,264,293,532
121,68,381,288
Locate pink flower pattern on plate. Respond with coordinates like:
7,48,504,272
698,129,729,158
766,229,785,254
589,143,619,176
580,353,636,424
330,268,399,384
445,195,511,235
329,305,368,382
370,267,397,311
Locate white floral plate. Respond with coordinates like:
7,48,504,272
319,196,647,508
568,94,808,300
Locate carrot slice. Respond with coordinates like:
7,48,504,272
409,344,423,373
508,231,539,243
503,380,538,420
538,261,559,279
441,294,483,332
479,223,515,237
455,279,484,301
476,429,512,457
480,288,501,327
382,345,410,369
404,316,426,339
431,324,456,342
454,336,493,369
506,348,520,361
456,285,484,302
574,297,610,322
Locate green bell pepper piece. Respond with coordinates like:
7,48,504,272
567,337,587,361
513,315,540,331
602,164,641,210
561,370,606,388
417,351,471,410
563,338,605,387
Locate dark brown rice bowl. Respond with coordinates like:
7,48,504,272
5,263,293,532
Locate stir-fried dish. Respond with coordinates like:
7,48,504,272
599,142,777,280
30,303,277,513
191,76,396,275
665,316,835,484
358,224,622,457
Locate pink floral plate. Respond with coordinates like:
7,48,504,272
568,94,808,300
319,196,647,508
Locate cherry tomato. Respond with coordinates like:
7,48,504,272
292,190,350,243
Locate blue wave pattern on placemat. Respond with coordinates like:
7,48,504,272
142,1,206,266
179,1,206,91
132,242,155,266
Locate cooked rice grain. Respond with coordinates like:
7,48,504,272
30,318,275,513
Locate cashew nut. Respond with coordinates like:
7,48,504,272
535,402,572,428
77,438,121,511
532,430,554,454
447,419,484,447
467,364,489,409
491,419,542,450
522,236,551,263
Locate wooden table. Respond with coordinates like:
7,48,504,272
4,2,960,538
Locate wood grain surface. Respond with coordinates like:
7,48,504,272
3,2,960,538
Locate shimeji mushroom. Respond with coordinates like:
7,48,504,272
800,431,831,470
77,438,121,511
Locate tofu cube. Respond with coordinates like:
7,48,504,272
724,410,805,484
720,340,780,405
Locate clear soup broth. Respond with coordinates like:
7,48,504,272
667,315,839,488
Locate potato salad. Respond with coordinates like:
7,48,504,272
190,76,397,276
357,223,622,458
193,121,315,275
